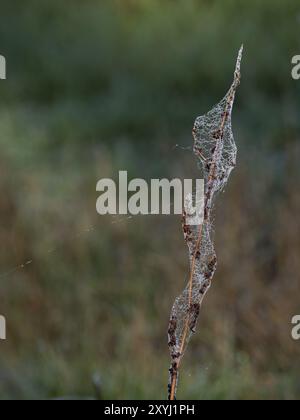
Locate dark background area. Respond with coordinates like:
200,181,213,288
0,0,299,399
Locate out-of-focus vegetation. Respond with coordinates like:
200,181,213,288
0,0,300,400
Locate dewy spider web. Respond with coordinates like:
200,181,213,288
168,45,243,400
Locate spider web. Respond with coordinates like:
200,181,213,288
168,46,243,400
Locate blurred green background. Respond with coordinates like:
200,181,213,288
0,0,300,400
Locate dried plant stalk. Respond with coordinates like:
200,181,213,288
168,46,243,400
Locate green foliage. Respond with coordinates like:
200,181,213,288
0,0,299,400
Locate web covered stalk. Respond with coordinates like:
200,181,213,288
168,46,243,401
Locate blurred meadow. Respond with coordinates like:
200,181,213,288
0,0,300,400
